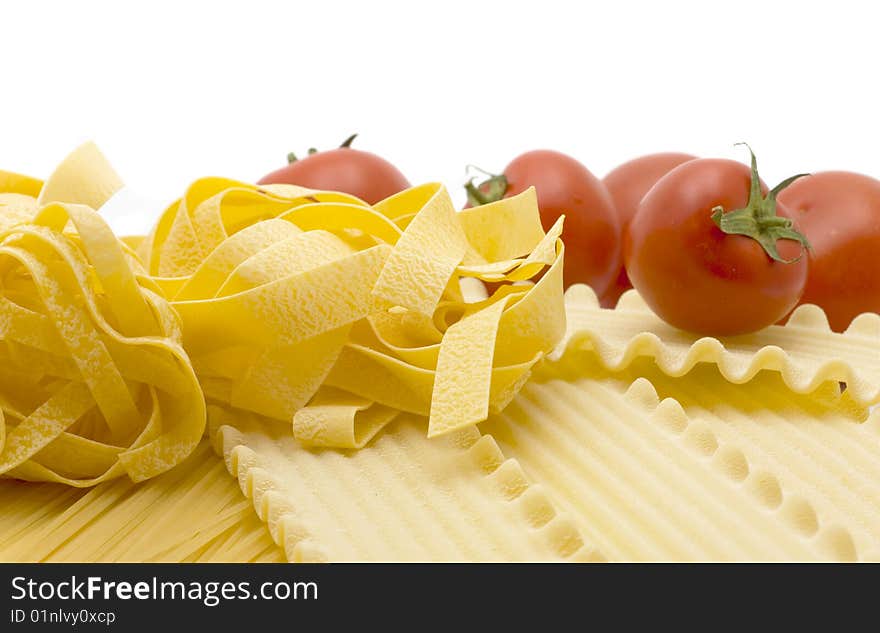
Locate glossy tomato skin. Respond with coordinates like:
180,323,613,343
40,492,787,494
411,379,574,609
258,148,410,205
501,150,621,296
778,171,880,331
601,153,697,306
625,158,808,336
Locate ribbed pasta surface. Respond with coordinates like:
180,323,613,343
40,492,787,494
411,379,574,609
481,354,879,561
212,408,596,562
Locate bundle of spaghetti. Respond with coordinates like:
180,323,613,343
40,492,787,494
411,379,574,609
0,441,283,562
0,200,205,485
142,177,566,448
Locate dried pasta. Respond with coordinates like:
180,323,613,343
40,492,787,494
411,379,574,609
0,202,205,485
555,284,880,406
144,178,565,447
483,354,876,560
210,404,595,562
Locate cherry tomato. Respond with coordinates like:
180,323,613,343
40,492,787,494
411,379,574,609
258,134,410,205
466,150,621,295
778,171,880,331
624,148,810,335
601,152,697,306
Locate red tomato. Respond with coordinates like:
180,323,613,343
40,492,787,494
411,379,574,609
624,150,810,335
466,150,621,295
778,171,880,331
601,152,697,306
258,135,410,205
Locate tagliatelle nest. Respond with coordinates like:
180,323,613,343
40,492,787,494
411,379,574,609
143,178,565,448
0,203,205,485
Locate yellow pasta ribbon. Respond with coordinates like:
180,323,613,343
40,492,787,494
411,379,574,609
1,142,123,233
36,142,123,209
0,203,205,486
0,171,42,232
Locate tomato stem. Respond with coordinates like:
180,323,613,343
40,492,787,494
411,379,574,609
289,135,354,163
465,164,499,179
464,166,508,207
710,143,812,263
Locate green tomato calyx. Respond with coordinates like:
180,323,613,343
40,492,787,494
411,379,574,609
711,143,812,264
464,165,508,206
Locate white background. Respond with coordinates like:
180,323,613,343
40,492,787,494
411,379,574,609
2,0,878,209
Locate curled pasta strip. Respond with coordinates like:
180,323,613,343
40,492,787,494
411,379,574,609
1,141,123,233
0,203,205,486
0,171,42,233
146,178,566,448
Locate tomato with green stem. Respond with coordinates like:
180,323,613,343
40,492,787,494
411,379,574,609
624,145,811,336
258,134,410,205
465,149,621,295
